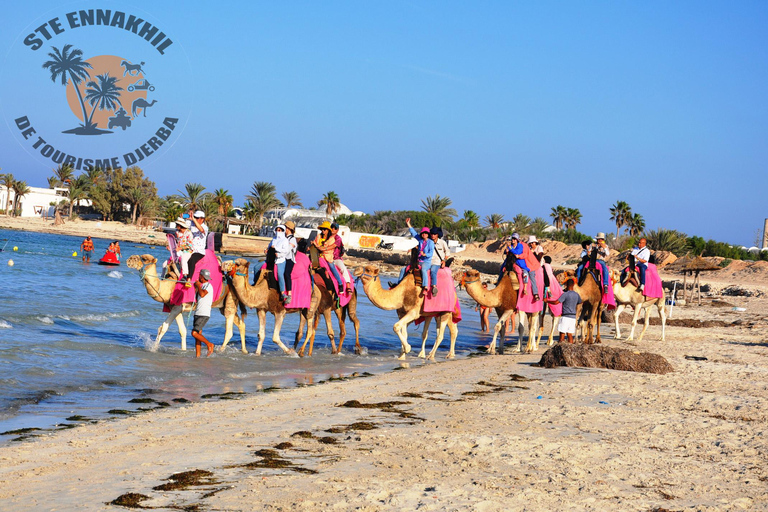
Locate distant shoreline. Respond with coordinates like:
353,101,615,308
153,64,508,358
0,216,166,247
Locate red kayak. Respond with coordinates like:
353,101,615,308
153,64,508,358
98,251,120,266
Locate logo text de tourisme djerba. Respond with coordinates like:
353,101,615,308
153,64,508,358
13,8,184,170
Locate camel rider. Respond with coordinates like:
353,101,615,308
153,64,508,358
509,233,541,301
406,217,434,293
630,237,651,291
575,239,593,281
330,222,353,294
590,232,611,290
175,217,194,287
528,235,544,262
80,236,94,263
429,227,449,297
187,210,209,284
312,221,343,306
268,224,297,305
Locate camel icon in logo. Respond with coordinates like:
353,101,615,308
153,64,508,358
42,45,157,135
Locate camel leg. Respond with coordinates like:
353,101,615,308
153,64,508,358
637,306,652,342
627,304,643,341
594,305,603,344
313,310,335,357
156,305,185,350
417,317,432,359
254,310,267,356
296,314,314,357
219,311,235,352
614,304,626,339
272,311,295,354
513,313,527,353
488,309,515,355
658,301,667,341
234,314,247,353
547,314,559,346
525,313,540,353
427,314,449,360
333,309,345,354
393,311,419,359
346,304,362,355
445,319,458,359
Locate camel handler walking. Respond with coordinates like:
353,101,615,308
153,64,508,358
80,236,94,263
192,268,215,358
545,277,582,343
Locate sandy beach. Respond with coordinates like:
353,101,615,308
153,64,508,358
1,292,767,511
1,218,767,511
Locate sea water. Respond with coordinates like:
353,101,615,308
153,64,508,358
0,229,493,441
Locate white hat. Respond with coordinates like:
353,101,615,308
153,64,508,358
527,235,538,243
194,210,206,218
176,217,190,229
596,232,606,240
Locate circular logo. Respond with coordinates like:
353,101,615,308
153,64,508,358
1,6,192,171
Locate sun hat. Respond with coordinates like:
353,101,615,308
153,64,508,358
527,235,538,243
176,217,190,229
596,232,606,240
511,232,520,240
194,210,206,218
284,220,296,232
318,221,332,230
420,227,431,235
275,224,285,232
199,269,211,280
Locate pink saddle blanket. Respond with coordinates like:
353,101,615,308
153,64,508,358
641,263,663,299
423,268,458,313
258,252,313,310
169,250,223,306
580,263,616,309
317,258,354,307
513,266,545,313
542,263,563,316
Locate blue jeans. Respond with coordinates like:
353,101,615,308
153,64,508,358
597,260,610,286
276,261,286,294
327,260,342,289
516,265,539,296
419,260,430,288
637,263,647,285
429,264,440,289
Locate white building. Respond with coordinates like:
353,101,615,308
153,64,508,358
0,186,69,217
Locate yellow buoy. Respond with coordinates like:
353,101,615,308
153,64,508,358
12,246,17,251
7,260,14,266
72,251,78,257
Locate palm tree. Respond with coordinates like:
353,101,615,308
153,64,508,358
246,181,281,231
84,73,123,125
1,173,14,216
317,190,341,217
627,213,646,237
84,166,104,188
212,188,233,216
53,164,74,188
420,195,457,225
282,190,303,209
11,180,30,216
484,213,505,229
509,214,531,234
67,175,89,218
564,208,582,230
42,45,94,131
462,210,480,228
550,205,568,230
177,182,209,210
609,201,632,238
529,217,550,237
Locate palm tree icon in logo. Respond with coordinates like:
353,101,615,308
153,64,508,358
43,44,155,135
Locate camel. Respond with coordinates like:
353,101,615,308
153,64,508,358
462,269,542,354
559,268,604,344
132,98,157,117
224,258,329,356
299,279,362,357
354,265,457,360
126,254,247,352
610,269,667,341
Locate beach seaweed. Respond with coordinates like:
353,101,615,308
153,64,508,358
110,492,151,508
65,415,91,422
128,398,156,404
291,431,314,439
108,409,136,415
152,469,217,492
1,427,42,435
172,398,190,403
274,442,294,450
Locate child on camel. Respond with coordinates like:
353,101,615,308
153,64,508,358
406,217,434,294
175,218,194,287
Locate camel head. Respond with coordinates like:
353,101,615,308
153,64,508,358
354,265,379,281
233,258,250,277
558,269,576,285
126,254,156,271
220,260,235,275
463,269,481,282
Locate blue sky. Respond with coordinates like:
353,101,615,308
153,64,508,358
1,1,766,245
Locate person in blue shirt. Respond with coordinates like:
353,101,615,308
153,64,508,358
406,217,434,293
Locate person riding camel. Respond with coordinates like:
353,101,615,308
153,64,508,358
509,232,540,301
429,227,449,297
312,221,343,306
187,210,209,284
405,217,434,294
593,232,611,290
630,237,651,291
330,222,353,294
268,223,297,305
175,217,194,287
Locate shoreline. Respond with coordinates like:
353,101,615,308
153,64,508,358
1,324,766,510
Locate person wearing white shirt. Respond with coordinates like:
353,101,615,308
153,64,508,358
631,238,651,291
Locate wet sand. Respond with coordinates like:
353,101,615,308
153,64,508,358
0,294,766,511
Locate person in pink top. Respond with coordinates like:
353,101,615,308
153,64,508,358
330,222,352,294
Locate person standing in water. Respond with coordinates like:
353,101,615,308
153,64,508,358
80,236,94,263
192,269,215,357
